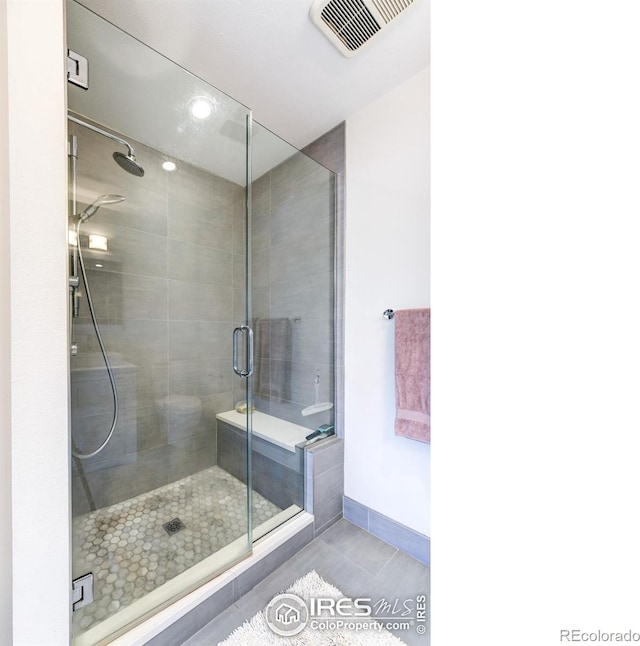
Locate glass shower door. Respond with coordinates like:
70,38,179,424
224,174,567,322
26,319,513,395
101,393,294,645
67,1,253,642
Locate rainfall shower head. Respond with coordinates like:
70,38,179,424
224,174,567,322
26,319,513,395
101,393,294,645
67,115,145,178
79,194,126,222
113,151,145,177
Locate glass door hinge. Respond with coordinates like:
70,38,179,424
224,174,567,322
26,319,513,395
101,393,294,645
67,49,89,90
72,572,94,611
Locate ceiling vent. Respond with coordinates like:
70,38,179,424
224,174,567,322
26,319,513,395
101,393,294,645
310,0,419,57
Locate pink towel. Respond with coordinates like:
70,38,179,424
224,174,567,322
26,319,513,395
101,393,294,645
394,308,430,443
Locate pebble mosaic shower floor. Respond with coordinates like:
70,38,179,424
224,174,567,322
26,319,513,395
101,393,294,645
72,465,281,636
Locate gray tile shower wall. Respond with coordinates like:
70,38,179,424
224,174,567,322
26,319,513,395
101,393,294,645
305,437,344,537
302,123,345,439
70,121,244,513
70,120,344,514
250,138,340,433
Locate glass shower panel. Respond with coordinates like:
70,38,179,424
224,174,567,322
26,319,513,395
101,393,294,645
239,122,336,537
67,1,252,642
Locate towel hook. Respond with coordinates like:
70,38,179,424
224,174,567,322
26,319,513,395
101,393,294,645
383,309,395,320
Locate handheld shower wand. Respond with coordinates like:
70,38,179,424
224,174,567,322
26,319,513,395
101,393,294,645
70,193,126,460
78,194,125,222
71,195,125,319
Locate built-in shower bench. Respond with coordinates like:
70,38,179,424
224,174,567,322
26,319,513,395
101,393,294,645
215,410,310,511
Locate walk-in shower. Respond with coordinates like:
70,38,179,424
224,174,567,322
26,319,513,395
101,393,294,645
67,1,335,642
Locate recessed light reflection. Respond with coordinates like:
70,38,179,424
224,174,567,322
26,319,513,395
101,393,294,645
95,263,103,268
189,97,214,120
89,234,108,251
162,161,177,172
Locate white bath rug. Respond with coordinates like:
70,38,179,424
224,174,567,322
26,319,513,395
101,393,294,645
219,570,408,645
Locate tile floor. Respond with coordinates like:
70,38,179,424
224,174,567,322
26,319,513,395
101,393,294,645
183,519,430,646
72,465,281,636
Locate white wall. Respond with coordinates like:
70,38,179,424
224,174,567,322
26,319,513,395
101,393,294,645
344,68,430,537
0,1,13,642
5,0,70,643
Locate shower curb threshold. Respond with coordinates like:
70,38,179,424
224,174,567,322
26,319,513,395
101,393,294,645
94,512,314,646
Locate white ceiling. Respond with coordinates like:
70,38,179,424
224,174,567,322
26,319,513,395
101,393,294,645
73,0,430,152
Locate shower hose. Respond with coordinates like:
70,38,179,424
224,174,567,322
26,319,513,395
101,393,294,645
72,221,119,460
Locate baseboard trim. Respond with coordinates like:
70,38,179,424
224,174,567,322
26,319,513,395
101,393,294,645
343,497,430,565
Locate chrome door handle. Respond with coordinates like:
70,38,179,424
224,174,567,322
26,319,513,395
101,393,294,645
232,325,254,378
232,326,243,377
246,325,254,377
